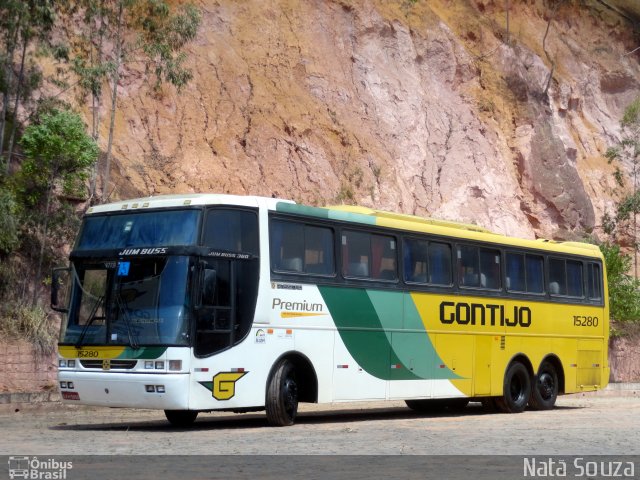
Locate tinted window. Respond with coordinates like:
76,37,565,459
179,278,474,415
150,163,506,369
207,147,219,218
458,245,500,289
567,260,584,297
203,209,258,255
404,238,451,285
588,263,603,300
506,253,544,293
342,231,397,280
526,255,544,293
270,220,334,275
77,210,199,250
549,258,567,295
549,258,584,298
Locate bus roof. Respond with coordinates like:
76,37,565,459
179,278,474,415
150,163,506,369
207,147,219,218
86,194,293,215
274,202,602,259
86,194,601,259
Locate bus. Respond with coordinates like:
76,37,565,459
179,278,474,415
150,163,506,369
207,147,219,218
52,194,609,426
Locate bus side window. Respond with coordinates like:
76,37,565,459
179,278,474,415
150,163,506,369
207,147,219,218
549,258,584,298
588,263,602,300
271,221,304,272
342,230,397,280
372,235,397,280
428,242,452,285
525,255,544,293
506,253,526,292
342,231,370,278
566,260,584,297
203,209,259,255
548,258,566,295
270,220,335,275
459,245,500,289
304,225,335,275
458,245,479,287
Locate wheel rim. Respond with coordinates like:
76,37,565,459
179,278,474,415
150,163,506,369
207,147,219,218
283,377,298,418
538,372,555,400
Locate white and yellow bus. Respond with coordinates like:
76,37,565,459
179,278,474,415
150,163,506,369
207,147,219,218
53,194,609,426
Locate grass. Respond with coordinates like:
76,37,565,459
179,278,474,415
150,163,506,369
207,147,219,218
0,302,58,355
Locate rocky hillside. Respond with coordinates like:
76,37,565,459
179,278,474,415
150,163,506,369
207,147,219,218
83,0,639,239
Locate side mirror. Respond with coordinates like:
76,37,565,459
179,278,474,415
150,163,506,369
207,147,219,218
51,267,70,313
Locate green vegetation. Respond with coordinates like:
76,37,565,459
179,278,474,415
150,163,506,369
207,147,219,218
603,97,640,278
599,243,640,324
0,1,201,353
601,97,640,326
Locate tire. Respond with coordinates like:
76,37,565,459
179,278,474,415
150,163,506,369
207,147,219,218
164,410,198,427
495,361,531,413
266,359,298,426
529,360,559,410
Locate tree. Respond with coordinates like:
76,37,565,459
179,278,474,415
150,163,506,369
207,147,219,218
0,0,55,173
64,0,201,203
17,109,98,306
603,97,640,278
599,242,640,323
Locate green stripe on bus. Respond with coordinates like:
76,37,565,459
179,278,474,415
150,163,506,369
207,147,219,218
319,286,393,379
275,202,377,225
319,287,458,380
367,291,458,380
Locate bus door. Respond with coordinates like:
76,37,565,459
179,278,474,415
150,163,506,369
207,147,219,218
195,259,237,357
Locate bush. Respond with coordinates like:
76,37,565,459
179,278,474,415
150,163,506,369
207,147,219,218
0,301,58,355
600,242,640,323
0,187,19,255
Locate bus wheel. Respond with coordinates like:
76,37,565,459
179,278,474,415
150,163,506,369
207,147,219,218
266,359,298,426
529,360,559,410
164,410,198,427
495,361,531,413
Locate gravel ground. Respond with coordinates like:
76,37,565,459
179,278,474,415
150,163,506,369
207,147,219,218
1,394,638,456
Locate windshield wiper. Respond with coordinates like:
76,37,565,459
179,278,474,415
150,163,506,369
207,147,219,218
75,296,104,348
115,292,139,349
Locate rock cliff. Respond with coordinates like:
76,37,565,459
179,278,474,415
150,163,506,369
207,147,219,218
90,0,640,239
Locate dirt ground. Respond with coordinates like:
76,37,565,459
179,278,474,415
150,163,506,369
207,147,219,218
1,394,638,456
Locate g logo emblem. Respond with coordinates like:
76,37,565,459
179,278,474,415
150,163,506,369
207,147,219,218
212,372,247,400
102,359,111,370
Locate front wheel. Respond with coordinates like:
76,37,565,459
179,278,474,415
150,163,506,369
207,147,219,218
529,360,559,410
495,361,531,413
164,410,198,427
266,359,298,426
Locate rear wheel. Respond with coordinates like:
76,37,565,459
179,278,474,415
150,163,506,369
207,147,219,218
266,359,298,426
529,360,559,410
164,410,198,427
495,361,531,413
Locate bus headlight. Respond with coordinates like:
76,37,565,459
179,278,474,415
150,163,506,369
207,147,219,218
59,360,66,368
168,360,182,371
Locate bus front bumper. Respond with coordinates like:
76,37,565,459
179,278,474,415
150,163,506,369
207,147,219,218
57,371,191,410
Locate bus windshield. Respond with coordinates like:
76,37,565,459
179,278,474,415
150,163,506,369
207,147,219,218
61,256,192,346
76,209,200,250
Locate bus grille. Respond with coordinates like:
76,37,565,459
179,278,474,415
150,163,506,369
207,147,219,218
80,360,138,370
